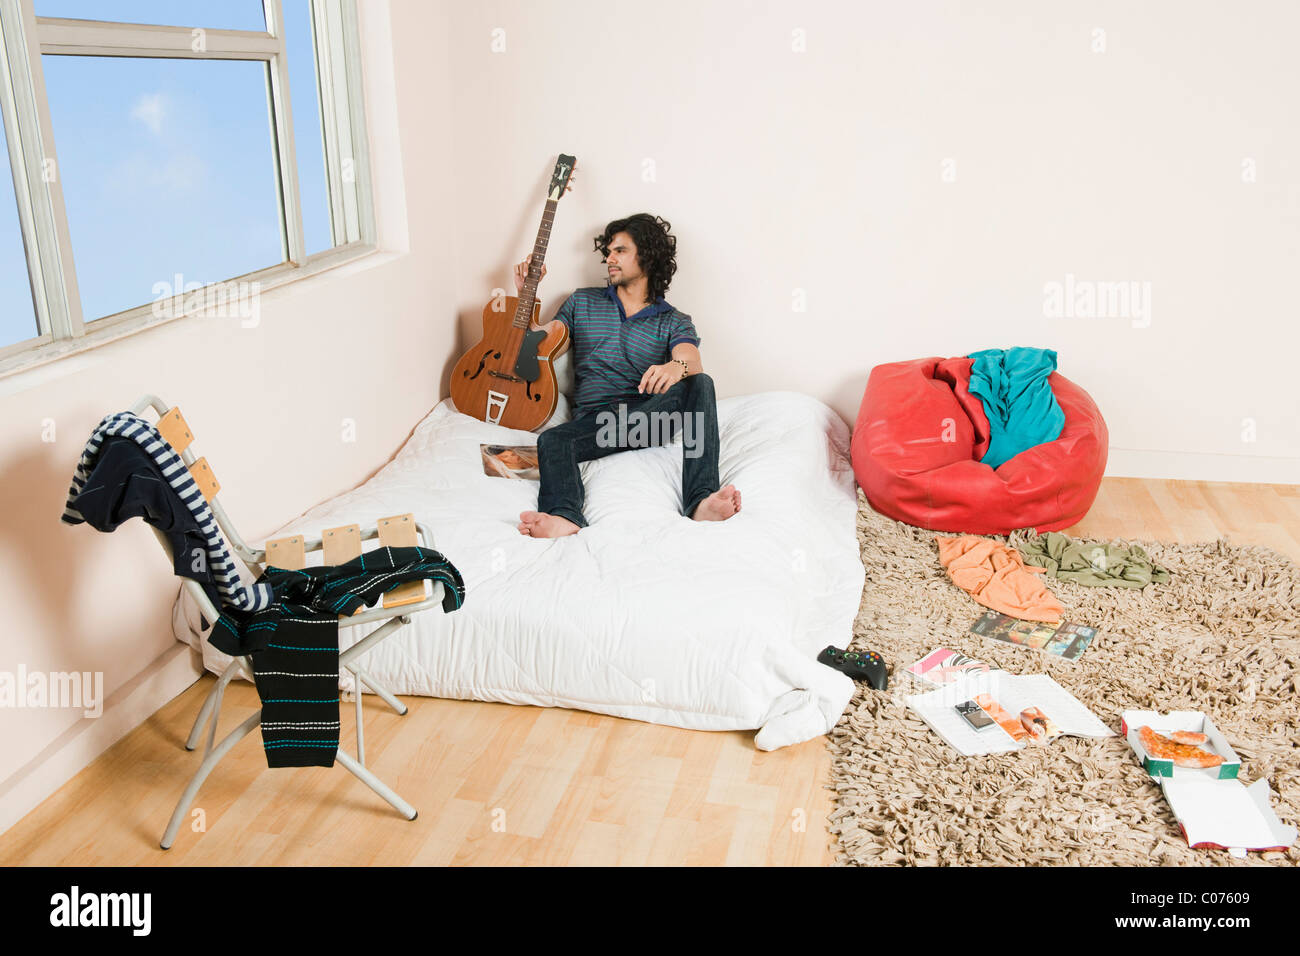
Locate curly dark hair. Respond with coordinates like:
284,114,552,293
593,213,678,302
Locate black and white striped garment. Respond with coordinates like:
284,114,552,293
62,410,274,613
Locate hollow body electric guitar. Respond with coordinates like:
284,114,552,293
451,155,576,432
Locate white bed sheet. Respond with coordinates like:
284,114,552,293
173,391,863,750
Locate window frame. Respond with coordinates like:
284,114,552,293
0,0,374,376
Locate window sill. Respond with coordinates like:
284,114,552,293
0,241,386,382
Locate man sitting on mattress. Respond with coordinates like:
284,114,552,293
516,213,741,538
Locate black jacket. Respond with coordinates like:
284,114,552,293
69,435,222,610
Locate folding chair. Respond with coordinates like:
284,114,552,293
123,394,447,850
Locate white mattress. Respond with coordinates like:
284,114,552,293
173,391,863,750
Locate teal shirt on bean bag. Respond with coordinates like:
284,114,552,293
967,347,1066,468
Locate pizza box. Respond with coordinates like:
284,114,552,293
1121,710,1294,854
1120,709,1241,781
1160,777,1296,855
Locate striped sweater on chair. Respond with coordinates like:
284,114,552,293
209,545,466,767
62,410,275,613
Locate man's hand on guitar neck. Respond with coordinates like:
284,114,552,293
516,254,565,337
514,254,546,294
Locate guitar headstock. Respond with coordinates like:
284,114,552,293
547,153,577,201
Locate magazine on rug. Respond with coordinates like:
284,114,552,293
904,647,1000,686
969,611,1098,661
905,671,1114,757
481,444,540,480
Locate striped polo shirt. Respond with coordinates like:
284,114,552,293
553,285,701,415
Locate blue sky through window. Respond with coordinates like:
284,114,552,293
43,55,285,320
1,2,333,327
34,1,267,31
283,0,331,256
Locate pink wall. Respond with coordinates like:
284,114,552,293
442,0,1300,484
0,0,461,832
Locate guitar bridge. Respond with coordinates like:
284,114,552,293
485,390,509,425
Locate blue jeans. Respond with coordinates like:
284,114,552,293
536,373,721,528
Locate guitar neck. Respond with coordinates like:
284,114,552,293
513,199,558,327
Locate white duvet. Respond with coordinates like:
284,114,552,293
173,391,864,750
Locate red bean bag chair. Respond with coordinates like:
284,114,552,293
851,356,1108,535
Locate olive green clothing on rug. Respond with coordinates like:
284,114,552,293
1014,531,1171,588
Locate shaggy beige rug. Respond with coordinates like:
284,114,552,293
828,494,1300,866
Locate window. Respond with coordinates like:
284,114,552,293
43,55,285,321
0,0,372,371
0,110,39,348
34,2,270,32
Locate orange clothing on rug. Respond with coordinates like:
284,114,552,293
935,535,1064,623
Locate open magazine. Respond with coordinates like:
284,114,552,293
906,671,1114,756
481,444,539,480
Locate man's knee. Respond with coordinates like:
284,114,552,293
670,371,712,389
537,426,571,454
680,371,715,401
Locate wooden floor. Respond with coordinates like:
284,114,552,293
2,477,1297,866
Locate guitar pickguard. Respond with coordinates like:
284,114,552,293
513,327,548,382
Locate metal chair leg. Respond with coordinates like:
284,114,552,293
350,665,408,716
355,676,365,766
165,620,418,849
335,750,417,820
161,710,262,849
184,659,244,751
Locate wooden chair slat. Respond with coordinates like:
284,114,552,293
189,457,220,503
158,406,194,455
377,513,425,608
322,523,363,565
322,524,366,614
265,534,306,571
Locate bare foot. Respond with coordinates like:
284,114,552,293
518,510,581,538
692,485,741,522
